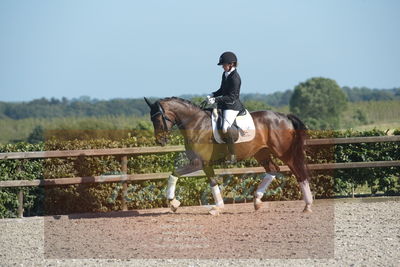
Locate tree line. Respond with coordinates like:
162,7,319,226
1,86,399,120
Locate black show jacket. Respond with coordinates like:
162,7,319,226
212,69,244,111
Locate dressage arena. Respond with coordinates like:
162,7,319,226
1,198,399,266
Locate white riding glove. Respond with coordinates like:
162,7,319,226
207,95,216,105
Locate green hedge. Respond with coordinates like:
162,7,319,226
0,129,399,218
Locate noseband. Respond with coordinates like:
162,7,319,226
151,102,175,132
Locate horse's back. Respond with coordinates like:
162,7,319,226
250,110,295,130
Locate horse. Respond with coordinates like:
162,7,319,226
144,97,313,215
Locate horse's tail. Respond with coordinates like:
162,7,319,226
287,114,311,181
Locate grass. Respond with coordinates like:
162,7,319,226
0,115,150,144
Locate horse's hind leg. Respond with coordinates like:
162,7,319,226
300,179,313,213
253,149,280,210
266,121,312,212
284,157,313,213
254,173,275,210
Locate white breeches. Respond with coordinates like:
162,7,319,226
222,109,239,133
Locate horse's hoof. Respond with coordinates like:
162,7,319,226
169,199,181,212
254,198,262,211
303,204,312,213
208,206,222,216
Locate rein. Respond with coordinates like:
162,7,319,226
151,99,206,134
151,102,174,132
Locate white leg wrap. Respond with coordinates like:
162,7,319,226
255,173,276,199
211,185,224,207
166,174,178,200
300,179,313,205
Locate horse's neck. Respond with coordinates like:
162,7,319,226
173,104,208,131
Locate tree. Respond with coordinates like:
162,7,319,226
353,109,368,124
27,126,44,144
289,77,348,129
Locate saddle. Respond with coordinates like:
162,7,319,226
211,108,256,144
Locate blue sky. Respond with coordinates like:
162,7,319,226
0,0,399,102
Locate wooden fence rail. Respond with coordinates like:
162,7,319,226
1,136,399,160
0,135,399,217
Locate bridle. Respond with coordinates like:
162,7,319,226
151,102,175,133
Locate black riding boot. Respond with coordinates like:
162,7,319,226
225,129,237,164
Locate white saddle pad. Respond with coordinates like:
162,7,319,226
211,109,256,144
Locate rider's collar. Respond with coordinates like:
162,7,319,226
224,67,236,78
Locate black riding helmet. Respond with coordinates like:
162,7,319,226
217,51,237,65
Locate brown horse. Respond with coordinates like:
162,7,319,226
144,97,313,215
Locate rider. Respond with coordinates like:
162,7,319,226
207,51,244,164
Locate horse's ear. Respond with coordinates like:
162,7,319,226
144,97,153,107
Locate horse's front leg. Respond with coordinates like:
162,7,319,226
167,157,203,212
166,173,180,212
203,166,224,216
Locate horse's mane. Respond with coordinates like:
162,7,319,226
159,97,204,111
